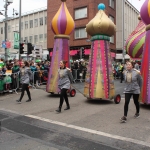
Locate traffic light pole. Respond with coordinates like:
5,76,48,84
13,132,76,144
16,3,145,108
19,0,21,60
27,42,29,61
122,0,125,64
4,0,8,61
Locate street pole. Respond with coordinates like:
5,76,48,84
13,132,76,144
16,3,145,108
4,0,8,61
19,0,21,60
122,0,125,64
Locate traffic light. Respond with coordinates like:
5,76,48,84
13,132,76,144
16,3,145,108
76,51,80,59
82,49,85,58
27,43,34,55
20,43,24,54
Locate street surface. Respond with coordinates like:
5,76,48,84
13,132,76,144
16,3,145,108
0,80,150,150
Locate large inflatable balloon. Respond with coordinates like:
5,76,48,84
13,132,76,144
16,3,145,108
125,16,146,59
46,0,75,94
84,4,120,102
139,0,150,104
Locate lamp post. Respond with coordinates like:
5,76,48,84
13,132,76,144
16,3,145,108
12,8,18,18
19,0,22,60
4,0,8,61
1,0,13,60
122,0,125,63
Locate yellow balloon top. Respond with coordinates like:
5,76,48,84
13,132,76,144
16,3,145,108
86,4,116,37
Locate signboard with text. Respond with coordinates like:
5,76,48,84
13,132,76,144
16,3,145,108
14,32,19,49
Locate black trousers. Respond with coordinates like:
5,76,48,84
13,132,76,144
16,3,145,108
124,93,140,116
59,88,70,108
19,84,31,101
120,72,124,83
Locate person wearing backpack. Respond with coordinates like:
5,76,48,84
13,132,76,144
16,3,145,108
16,61,32,103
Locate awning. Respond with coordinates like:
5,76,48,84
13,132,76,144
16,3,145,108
116,54,130,59
49,49,116,57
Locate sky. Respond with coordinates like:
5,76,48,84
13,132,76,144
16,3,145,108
0,0,145,20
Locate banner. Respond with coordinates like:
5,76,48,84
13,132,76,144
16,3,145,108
14,32,19,49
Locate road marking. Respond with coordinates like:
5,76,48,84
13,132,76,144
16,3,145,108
26,114,150,148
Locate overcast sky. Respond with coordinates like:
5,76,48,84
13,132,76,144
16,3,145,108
0,0,145,20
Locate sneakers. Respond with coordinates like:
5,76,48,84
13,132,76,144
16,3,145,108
55,107,61,113
120,116,127,123
16,100,21,104
26,99,32,102
134,113,140,118
64,106,70,110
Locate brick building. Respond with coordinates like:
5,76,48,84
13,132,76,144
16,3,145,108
47,0,116,60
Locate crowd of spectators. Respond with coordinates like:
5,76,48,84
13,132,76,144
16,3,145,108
0,58,50,93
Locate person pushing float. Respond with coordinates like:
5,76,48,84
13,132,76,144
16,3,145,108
83,4,121,104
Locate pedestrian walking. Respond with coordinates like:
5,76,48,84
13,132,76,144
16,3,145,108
56,60,73,113
120,62,143,123
16,61,32,103
120,63,124,83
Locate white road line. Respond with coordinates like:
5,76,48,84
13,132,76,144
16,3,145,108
26,114,150,148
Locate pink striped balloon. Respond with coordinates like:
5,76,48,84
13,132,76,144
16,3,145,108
125,20,146,59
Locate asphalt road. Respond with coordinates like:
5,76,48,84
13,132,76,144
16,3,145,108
0,80,150,150
0,111,122,150
72,79,125,98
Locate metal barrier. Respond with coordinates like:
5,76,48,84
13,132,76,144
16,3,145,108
31,70,48,89
72,69,87,83
0,72,20,94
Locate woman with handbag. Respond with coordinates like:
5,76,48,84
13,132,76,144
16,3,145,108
16,61,32,103
56,60,73,113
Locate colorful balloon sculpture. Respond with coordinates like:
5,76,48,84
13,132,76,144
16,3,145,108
125,16,146,59
139,0,150,104
84,4,116,100
46,0,75,93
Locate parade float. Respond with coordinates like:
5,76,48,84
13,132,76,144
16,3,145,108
125,16,146,59
83,4,121,104
46,0,76,97
139,0,150,104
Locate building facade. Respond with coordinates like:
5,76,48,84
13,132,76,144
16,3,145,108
0,0,140,61
0,7,47,58
116,0,139,60
47,0,116,60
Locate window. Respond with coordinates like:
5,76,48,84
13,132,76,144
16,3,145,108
34,19,38,27
109,15,115,23
74,28,87,39
39,18,43,26
75,7,87,19
39,34,43,42
21,22,23,30
30,20,33,28
109,0,115,9
34,35,38,43
45,16,47,25
24,37,28,42
110,35,114,43
8,25,11,33
44,33,47,41
25,21,28,29
29,36,32,43
1,27,3,34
